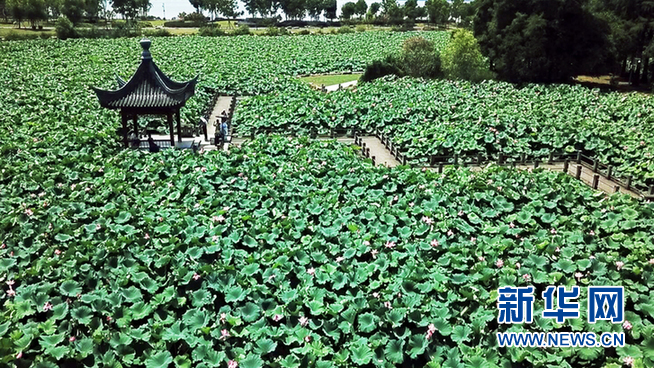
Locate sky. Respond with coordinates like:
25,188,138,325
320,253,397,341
146,0,426,19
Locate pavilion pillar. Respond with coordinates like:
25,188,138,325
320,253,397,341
121,111,128,148
132,114,138,138
176,109,182,143
167,112,174,147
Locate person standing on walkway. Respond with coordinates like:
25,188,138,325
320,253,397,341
220,120,229,145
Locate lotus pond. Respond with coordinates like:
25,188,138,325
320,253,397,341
234,77,654,186
2,136,654,367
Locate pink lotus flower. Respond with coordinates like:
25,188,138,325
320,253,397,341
457,210,464,216
6,280,14,286
428,324,437,334
550,228,557,235
228,360,238,368
304,335,312,343
409,202,414,207
220,329,230,339
25,209,33,216
384,301,392,309
43,302,52,311
371,249,378,259
193,273,201,280
372,292,380,298
385,241,396,249
555,247,560,253
447,230,454,236
144,233,150,240
624,356,635,367
589,230,595,236
478,256,485,261
509,222,515,228
307,268,315,276
96,224,101,230
422,216,433,224
589,255,596,260
335,256,344,263
471,237,476,243
430,239,439,247
0,243,4,249
575,272,583,281
6,289,15,297
54,249,61,255
496,259,504,268
623,320,632,331
299,316,309,327
363,240,370,246
201,167,207,173
16,351,22,359
522,274,531,282
220,313,227,323
616,261,625,270
273,314,283,322
649,258,654,265
69,336,76,342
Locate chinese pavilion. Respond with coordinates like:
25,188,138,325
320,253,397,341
92,38,198,148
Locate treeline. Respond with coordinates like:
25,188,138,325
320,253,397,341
0,0,149,28
473,0,654,84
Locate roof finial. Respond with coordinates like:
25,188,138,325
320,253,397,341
140,39,152,60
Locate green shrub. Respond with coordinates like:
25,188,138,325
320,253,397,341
297,29,311,35
198,26,226,37
138,21,153,28
400,36,442,78
265,26,280,36
441,29,492,82
232,25,251,36
55,16,77,40
356,24,366,32
360,54,404,82
163,20,204,28
143,28,173,37
337,26,354,34
4,31,40,41
39,32,52,39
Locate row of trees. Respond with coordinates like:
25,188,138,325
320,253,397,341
338,0,475,25
473,0,654,84
0,0,149,27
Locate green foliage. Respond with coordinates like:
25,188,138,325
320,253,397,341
440,29,490,82
232,24,251,35
198,25,226,37
143,28,173,37
361,54,404,82
337,25,354,34
2,33,654,368
474,0,612,83
425,0,449,24
341,2,357,20
55,16,77,40
400,36,442,78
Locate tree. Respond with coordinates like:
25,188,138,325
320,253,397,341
112,0,149,23
355,0,366,18
592,0,654,84
279,0,305,19
306,0,323,20
24,0,46,27
403,0,424,22
59,0,85,24
6,0,25,27
368,2,380,17
474,0,612,83
0,0,9,22
323,0,336,21
381,0,403,25
441,29,489,81
400,36,441,78
85,0,102,20
425,0,448,24
189,0,205,13
341,1,356,20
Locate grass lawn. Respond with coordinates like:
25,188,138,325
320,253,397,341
299,73,361,87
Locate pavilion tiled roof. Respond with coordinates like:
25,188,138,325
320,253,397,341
92,39,197,110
